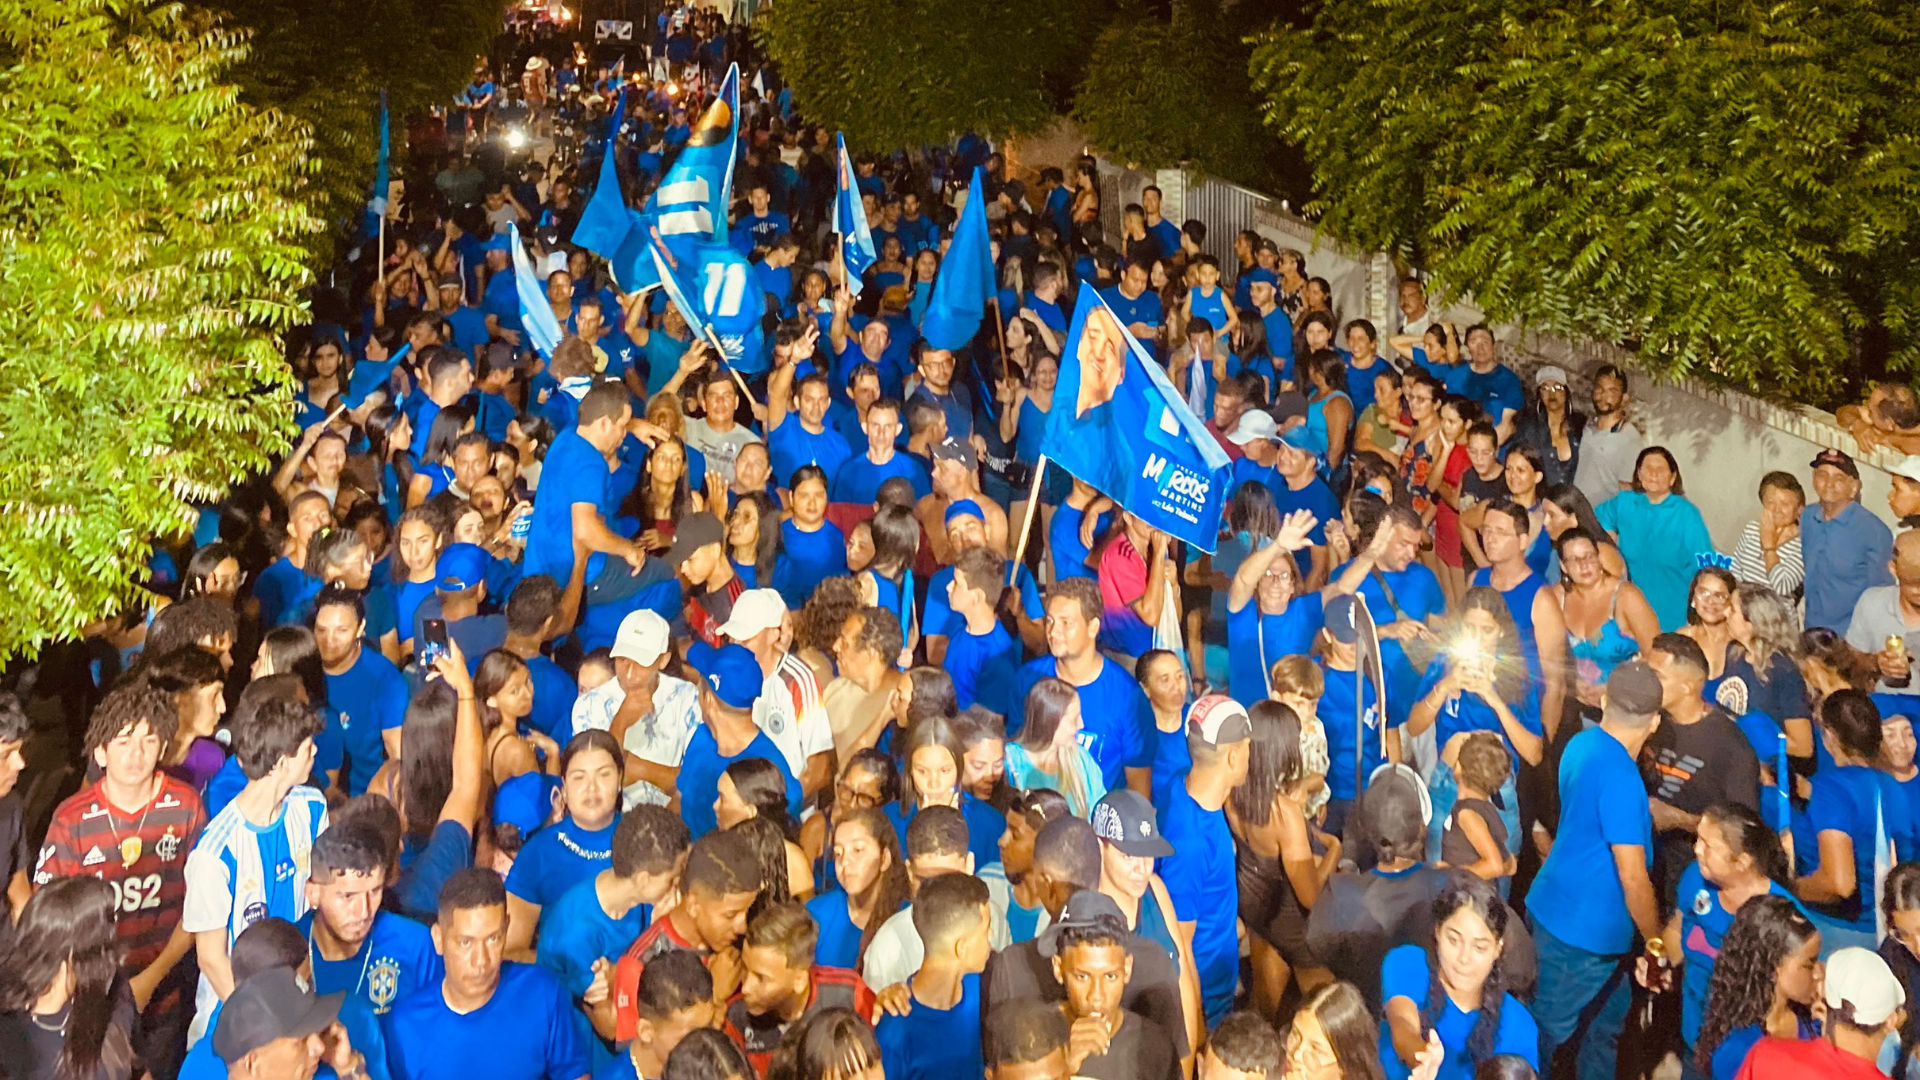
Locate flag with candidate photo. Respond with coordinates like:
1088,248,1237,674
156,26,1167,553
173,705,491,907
1040,282,1232,552
834,133,876,295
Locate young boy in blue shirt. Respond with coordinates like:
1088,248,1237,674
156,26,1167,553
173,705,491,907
538,805,691,1043
383,869,592,1080
1526,661,1666,1080
876,872,994,1080
938,547,1023,714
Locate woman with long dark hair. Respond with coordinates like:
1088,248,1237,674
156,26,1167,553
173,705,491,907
888,714,1005,869
767,1005,883,1080
1511,368,1587,489
726,491,780,588
1677,566,1739,682
1381,875,1537,1079
1540,482,1625,581
1694,895,1821,1080
1004,677,1106,817
406,401,475,507
1230,700,1339,1016
718,758,812,899
805,806,909,970
1552,527,1659,711
1652,803,1794,1055
1879,862,1920,1080
0,877,137,1080
364,403,417,526
473,649,560,787
1286,981,1388,1080
858,504,920,663
666,1027,757,1080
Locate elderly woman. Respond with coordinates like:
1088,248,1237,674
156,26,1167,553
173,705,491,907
1597,446,1716,631
1731,471,1807,604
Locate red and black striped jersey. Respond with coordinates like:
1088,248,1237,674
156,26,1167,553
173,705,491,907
35,775,206,971
725,966,874,1075
613,914,706,1043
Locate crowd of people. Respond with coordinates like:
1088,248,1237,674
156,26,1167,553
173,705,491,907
10,6,1920,1080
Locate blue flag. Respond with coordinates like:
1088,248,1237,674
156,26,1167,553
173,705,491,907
1041,282,1232,553
361,90,388,242
572,89,630,256
920,166,996,351
834,133,876,295
510,224,563,360
647,228,767,374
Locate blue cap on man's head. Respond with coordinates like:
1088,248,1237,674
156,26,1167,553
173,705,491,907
688,641,762,709
1244,268,1278,287
485,233,512,253
436,543,491,592
493,771,560,835
1279,425,1317,452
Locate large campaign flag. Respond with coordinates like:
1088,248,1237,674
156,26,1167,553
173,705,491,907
833,133,875,295
920,166,995,351
571,88,630,257
646,229,768,374
361,91,389,243
573,65,742,293
509,223,563,360
1041,282,1232,553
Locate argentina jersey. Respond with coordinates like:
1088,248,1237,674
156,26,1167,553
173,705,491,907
181,785,328,1044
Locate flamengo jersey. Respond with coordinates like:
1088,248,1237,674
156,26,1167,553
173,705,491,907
181,785,328,1043
724,966,875,1075
613,913,706,1042
35,775,206,971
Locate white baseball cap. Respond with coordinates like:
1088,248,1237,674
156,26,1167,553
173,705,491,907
1892,455,1920,484
1227,410,1280,446
718,589,787,641
1825,946,1906,1027
610,611,670,666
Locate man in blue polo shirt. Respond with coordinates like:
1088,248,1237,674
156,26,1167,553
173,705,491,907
829,398,931,503
1101,260,1163,345
1151,698,1247,1024
1527,661,1665,1080
1803,447,1894,633
1012,578,1155,793
1457,325,1525,442
315,590,408,793
676,642,802,838
383,869,592,1080
768,368,854,496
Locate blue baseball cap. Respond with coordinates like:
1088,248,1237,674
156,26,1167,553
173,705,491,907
944,499,985,527
1279,425,1317,452
493,771,559,834
435,543,491,592
1244,268,1278,287
485,233,512,253
687,641,762,709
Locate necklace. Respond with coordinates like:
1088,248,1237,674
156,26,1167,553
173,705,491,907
308,925,375,1001
29,1006,68,1034
103,775,160,868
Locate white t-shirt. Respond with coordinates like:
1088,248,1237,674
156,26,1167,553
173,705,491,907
752,652,834,781
571,674,702,808
859,867,1011,989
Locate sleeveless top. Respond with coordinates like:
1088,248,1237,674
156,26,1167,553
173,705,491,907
1302,390,1351,457
1567,580,1639,698
1441,797,1510,869
1128,885,1181,970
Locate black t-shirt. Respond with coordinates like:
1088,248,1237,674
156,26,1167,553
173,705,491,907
1077,1008,1180,1080
1642,706,1761,904
0,793,28,890
981,934,1191,1061
1304,865,1536,1010
0,978,137,1080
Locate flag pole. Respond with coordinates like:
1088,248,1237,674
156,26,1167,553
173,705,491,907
696,324,762,436
1007,453,1047,586
377,209,387,297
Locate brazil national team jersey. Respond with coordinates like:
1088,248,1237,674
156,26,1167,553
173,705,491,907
302,909,442,1016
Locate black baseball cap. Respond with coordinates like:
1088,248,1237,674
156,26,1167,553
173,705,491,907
1036,890,1129,957
1811,448,1859,480
1091,790,1175,858
1604,659,1665,716
666,512,725,568
213,967,343,1063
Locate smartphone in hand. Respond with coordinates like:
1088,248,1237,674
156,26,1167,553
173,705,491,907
419,618,451,674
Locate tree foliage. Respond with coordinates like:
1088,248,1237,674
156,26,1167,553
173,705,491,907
758,0,1074,151
1073,6,1282,190
0,0,320,655
1251,0,1920,397
197,0,502,259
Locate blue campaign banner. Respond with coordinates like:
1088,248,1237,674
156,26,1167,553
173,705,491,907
509,224,563,360
919,166,995,351
647,232,767,374
1040,282,1231,553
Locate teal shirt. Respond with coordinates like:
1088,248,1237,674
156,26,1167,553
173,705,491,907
1596,490,1714,631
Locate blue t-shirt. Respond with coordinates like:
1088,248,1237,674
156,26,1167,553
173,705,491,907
393,821,472,924
445,306,490,358
1378,944,1538,1080
1013,656,1155,791
1458,364,1525,426
1675,861,1797,1045
526,429,614,585
525,655,579,744
302,910,442,1017
875,974,984,1080
676,726,802,838
1226,593,1324,708
1150,715,1191,810
1225,457,1284,501
1348,561,1448,708
382,963,591,1080
1530,727,1653,954
1413,660,1542,763
1156,783,1238,1023
883,795,1006,874
806,890,866,970
1048,504,1110,582
504,815,618,910
830,452,932,504
771,519,849,611
768,418,853,492
641,332,691,398
924,565,1044,639
537,875,649,999
941,621,1023,715
257,557,322,629
482,269,524,337
1795,764,1919,931
395,580,435,646
1100,286,1163,335
1316,665,1404,802
324,647,409,796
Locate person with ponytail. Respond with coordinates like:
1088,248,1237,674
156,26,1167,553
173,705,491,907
1380,875,1537,1080
1646,802,1795,1055
0,876,138,1080
1693,895,1822,1080
1880,862,1920,1080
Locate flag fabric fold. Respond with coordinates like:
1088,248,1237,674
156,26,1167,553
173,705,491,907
1040,282,1232,553
646,228,767,374
919,166,995,351
834,133,875,295
510,223,563,360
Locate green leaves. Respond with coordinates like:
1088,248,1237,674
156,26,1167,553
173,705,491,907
1251,0,1920,398
757,0,1065,150
0,0,319,655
